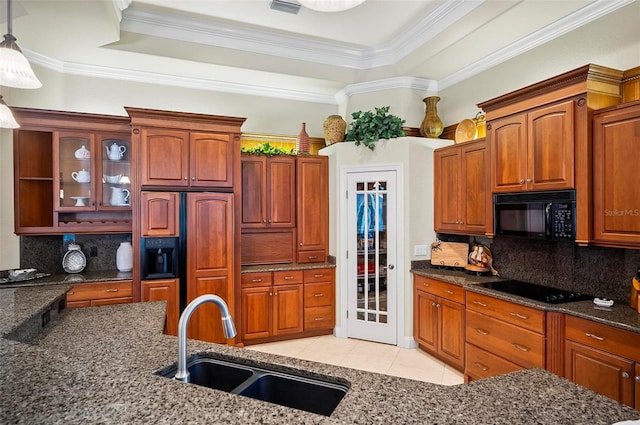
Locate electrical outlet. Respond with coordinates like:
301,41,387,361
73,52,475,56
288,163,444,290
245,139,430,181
89,246,98,257
414,244,428,256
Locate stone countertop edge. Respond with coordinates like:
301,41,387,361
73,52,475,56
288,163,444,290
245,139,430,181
2,298,638,424
411,267,640,335
0,270,132,288
242,261,336,273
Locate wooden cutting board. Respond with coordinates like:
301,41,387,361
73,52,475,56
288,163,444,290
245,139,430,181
430,241,469,268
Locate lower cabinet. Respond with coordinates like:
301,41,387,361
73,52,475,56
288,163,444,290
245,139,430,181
413,275,465,370
241,267,335,344
564,315,640,409
66,281,133,308
464,291,545,382
141,278,179,336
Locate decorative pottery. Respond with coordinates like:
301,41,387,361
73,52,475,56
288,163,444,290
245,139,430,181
106,142,126,161
74,145,90,160
71,169,91,183
420,96,444,138
62,243,87,274
110,187,130,206
296,122,310,153
323,115,347,145
116,241,133,272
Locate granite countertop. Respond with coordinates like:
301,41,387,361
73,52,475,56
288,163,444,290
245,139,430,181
0,270,132,289
412,266,640,335
1,285,639,424
242,262,335,274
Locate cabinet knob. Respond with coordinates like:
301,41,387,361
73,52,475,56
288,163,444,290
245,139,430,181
526,178,532,183
299,242,303,246
184,177,188,180
432,302,437,307
191,177,195,181
635,376,640,383
263,220,267,223
268,219,272,223
622,372,630,379
519,179,525,184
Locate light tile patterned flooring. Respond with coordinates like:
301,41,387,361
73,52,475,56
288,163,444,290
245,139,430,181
246,334,464,386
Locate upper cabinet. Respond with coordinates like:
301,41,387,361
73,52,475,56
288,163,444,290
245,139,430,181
13,108,132,234
127,108,246,190
296,156,329,263
592,100,640,248
478,64,624,242
434,139,488,235
241,154,296,229
489,100,575,193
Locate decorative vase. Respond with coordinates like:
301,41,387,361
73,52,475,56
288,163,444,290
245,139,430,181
420,96,444,138
296,122,310,153
116,241,133,272
323,115,347,145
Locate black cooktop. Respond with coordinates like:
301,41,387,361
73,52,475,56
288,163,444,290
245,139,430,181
482,280,592,304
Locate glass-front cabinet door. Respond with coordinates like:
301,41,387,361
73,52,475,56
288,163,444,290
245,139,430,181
54,132,131,211
98,135,131,208
55,132,95,211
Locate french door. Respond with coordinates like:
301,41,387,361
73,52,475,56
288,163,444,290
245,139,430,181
346,171,397,344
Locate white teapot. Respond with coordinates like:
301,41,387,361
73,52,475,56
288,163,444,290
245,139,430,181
110,187,130,206
71,169,91,183
106,143,126,161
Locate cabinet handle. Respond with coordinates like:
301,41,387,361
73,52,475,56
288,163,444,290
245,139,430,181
473,362,489,371
622,372,630,379
105,288,119,293
284,276,294,280
314,274,324,278
314,293,324,297
314,317,324,321
510,312,529,320
68,291,75,295
473,300,488,307
445,290,454,295
422,283,429,287
308,256,318,259
511,343,530,352
251,278,263,283
474,328,489,335
586,333,605,341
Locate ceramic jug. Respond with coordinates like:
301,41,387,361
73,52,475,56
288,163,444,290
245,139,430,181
110,187,130,206
106,143,126,161
71,169,91,183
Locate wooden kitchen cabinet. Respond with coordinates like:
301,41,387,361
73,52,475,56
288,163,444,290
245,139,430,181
184,192,236,344
489,99,574,193
141,278,179,336
564,315,640,409
592,100,640,248
12,108,132,234
140,191,179,237
66,280,133,308
434,139,488,235
413,275,465,370
296,156,329,263
240,270,304,341
464,291,545,381
303,268,335,331
241,154,296,229
127,107,245,190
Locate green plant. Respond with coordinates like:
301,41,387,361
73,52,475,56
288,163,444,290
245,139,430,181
241,143,297,156
345,106,406,151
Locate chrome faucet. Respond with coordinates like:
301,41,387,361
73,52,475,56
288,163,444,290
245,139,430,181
175,294,237,382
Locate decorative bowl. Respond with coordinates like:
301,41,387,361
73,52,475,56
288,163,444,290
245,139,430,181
104,174,123,184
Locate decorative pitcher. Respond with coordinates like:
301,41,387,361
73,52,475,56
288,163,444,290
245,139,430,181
106,143,126,161
110,187,130,206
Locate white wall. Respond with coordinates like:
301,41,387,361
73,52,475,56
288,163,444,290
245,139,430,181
320,137,452,347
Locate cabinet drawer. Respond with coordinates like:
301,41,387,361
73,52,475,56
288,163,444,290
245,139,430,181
241,272,272,287
414,276,464,304
304,282,334,307
298,250,327,263
304,306,334,330
273,270,303,285
465,343,523,381
303,268,334,284
66,281,132,302
466,291,544,333
466,310,544,368
565,315,640,362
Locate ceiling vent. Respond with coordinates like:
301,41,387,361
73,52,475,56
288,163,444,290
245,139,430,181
270,0,302,14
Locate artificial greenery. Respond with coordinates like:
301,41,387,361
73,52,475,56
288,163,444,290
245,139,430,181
345,106,406,151
241,143,297,156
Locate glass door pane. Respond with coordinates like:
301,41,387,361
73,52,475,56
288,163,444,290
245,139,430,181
57,133,93,210
100,137,131,208
355,180,387,325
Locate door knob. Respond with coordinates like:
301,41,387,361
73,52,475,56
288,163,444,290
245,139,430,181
387,264,395,270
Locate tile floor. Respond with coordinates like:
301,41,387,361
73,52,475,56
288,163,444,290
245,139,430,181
246,334,464,386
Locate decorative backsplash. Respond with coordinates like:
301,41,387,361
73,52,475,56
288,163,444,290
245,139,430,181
20,234,132,274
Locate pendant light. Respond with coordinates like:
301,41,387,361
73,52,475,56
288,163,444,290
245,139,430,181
0,0,41,89
297,0,366,12
0,95,19,128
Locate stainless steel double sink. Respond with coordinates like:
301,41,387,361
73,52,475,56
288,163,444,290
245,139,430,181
156,353,349,417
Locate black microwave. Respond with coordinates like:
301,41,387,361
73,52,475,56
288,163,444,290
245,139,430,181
494,190,576,240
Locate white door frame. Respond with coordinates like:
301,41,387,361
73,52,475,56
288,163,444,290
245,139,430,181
335,163,405,346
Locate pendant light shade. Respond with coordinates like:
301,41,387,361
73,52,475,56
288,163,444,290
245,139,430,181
297,0,366,12
0,95,19,128
0,0,41,89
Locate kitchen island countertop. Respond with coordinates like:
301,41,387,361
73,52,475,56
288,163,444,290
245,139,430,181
1,285,638,424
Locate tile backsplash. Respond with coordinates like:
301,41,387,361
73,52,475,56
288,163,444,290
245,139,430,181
20,234,133,274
